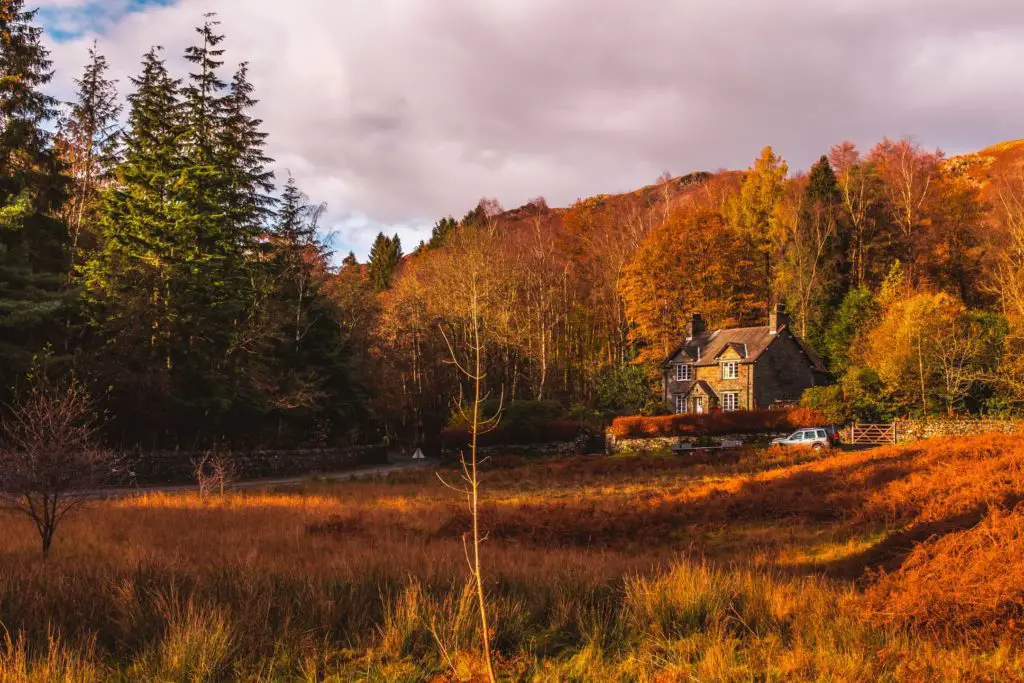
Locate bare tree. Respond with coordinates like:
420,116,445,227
0,368,114,555
933,321,982,416
438,272,500,683
192,451,237,499
830,142,881,288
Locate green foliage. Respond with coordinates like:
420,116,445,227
428,216,457,249
368,232,403,290
822,287,879,372
58,44,122,266
0,0,71,397
595,364,652,415
76,23,359,447
801,366,889,423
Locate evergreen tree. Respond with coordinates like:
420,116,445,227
272,176,324,345
780,154,844,344
82,47,183,435
0,0,71,392
220,62,275,235
367,232,402,290
428,216,457,249
57,43,121,267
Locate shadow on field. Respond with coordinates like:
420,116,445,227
425,449,926,551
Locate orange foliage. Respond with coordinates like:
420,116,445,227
865,506,1024,645
609,407,827,438
619,209,765,362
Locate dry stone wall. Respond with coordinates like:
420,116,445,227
118,445,388,486
895,418,1022,443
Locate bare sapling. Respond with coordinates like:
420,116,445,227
437,273,501,683
0,363,114,555
192,451,237,499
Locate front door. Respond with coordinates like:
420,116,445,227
694,396,705,414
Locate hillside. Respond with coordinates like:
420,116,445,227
947,139,1024,196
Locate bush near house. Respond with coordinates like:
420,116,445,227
441,420,587,448
609,407,827,439
442,400,590,447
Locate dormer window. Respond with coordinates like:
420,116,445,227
675,363,692,381
721,361,739,380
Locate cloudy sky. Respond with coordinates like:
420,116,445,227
38,0,1024,258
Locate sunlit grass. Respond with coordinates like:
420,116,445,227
4,435,1024,679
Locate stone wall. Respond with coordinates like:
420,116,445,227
894,418,1022,443
607,431,790,455
119,445,388,486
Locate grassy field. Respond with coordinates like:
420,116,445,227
3,435,1024,681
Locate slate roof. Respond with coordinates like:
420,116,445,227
663,325,827,372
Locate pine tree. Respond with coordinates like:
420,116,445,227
57,43,121,268
428,216,457,249
0,0,71,392
272,176,325,345
368,232,403,290
220,62,275,236
83,47,183,370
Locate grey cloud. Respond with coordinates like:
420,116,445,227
43,0,1024,257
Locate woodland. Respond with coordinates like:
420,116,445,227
3,2,1024,451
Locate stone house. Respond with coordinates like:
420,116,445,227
662,305,829,413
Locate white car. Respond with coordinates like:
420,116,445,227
771,428,833,450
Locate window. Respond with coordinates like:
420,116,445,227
674,394,686,414
722,392,739,412
675,364,692,381
721,361,738,380
816,429,827,439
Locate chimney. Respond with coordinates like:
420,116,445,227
769,303,789,334
686,312,706,339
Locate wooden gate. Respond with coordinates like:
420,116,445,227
851,422,896,445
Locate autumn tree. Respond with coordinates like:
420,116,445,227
865,288,991,415
621,209,764,362
868,137,941,278
986,168,1024,404
829,142,883,288
726,146,788,306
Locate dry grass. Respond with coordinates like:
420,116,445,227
3,434,1024,680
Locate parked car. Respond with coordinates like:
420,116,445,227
771,427,834,450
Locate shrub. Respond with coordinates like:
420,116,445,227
595,365,652,415
441,419,586,448
608,408,827,439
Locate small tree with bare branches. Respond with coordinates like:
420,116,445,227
0,364,114,555
192,451,237,499
437,272,500,683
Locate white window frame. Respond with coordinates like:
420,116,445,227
674,394,686,414
675,363,692,381
722,392,739,412
721,360,739,380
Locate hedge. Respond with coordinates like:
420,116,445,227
441,419,587,448
608,408,827,439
